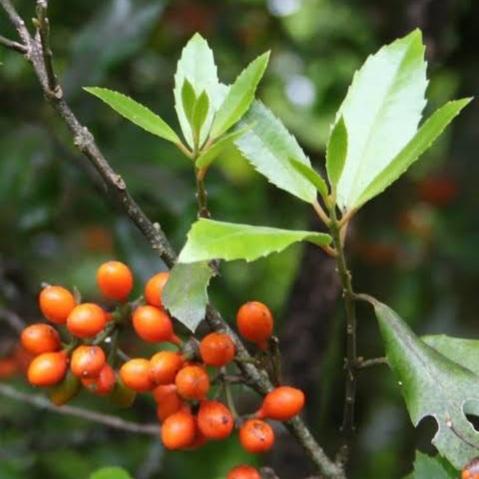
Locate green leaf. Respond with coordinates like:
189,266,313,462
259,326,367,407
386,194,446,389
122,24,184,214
405,452,456,479
191,90,210,140
163,262,214,332
211,51,270,138
368,298,479,469
84,87,180,144
326,117,348,189
181,78,197,123
90,467,132,479
423,335,479,377
356,98,472,207
289,158,328,198
236,101,316,203
196,126,251,169
178,218,331,263
174,33,220,148
335,30,428,210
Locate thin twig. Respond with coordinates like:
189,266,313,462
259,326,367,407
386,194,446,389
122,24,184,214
356,357,387,370
0,33,27,52
0,2,345,477
0,383,159,435
0,307,26,334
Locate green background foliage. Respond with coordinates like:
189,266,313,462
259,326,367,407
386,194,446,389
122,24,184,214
1,0,478,478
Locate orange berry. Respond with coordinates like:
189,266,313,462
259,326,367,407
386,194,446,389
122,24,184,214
227,465,261,479
199,332,235,367
239,419,274,453
82,363,116,395
21,323,61,355
257,386,305,421
97,260,133,301
236,301,273,348
39,285,76,324
161,408,196,450
462,458,479,479
0,358,18,379
132,305,180,344
175,365,210,400
153,384,183,423
70,345,106,378
67,303,106,339
144,272,169,308
119,358,154,392
197,400,234,440
149,351,184,385
27,351,68,387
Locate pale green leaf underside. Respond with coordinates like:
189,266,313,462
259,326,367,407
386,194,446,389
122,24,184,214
174,33,221,148
178,219,331,263
196,126,250,169
326,117,348,189
336,29,428,210
404,452,456,479
289,159,328,198
370,299,479,469
163,261,214,332
84,87,180,144
356,98,471,207
211,51,270,139
235,101,316,203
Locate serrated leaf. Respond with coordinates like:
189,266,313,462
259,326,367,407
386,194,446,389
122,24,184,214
236,101,316,203
174,33,220,148
369,298,479,469
191,90,210,141
178,218,331,263
404,452,456,479
84,87,180,144
335,30,428,210
196,126,251,169
211,51,270,138
289,158,328,198
356,98,471,207
163,261,214,332
181,78,196,123
89,467,132,479
326,117,348,189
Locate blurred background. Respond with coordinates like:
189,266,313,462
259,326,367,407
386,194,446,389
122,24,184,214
0,0,478,478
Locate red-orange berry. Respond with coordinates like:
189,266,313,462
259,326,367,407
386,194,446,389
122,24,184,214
149,351,184,385
199,332,235,367
82,363,116,395
257,386,305,421
175,365,210,400
227,465,261,479
144,272,169,308
132,305,180,344
39,285,76,324
70,345,106,378
97,261,133,301
462,458,479,479
119,358,154,392
239,419,275,453
66,303,106,338
21,323,61,355
197,400,234,440
161,408,196,450
236,301,273,349
153,384,184,423
27,351,68,387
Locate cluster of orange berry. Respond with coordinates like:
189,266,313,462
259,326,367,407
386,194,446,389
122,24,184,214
19,260,305,478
